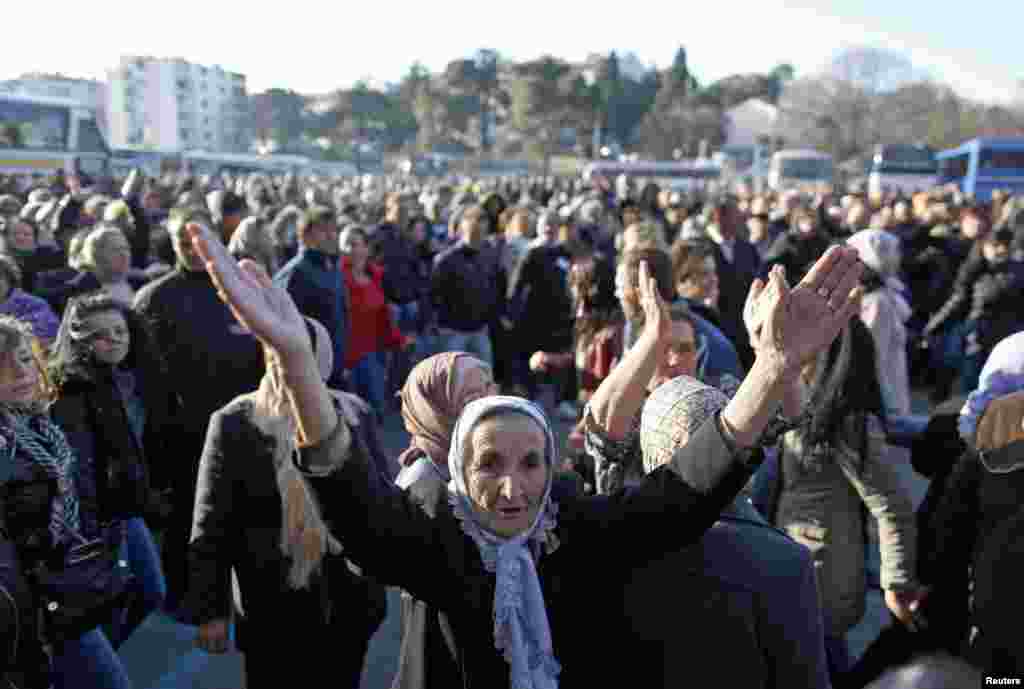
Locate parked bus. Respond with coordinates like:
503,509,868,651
868,143,937,195
0,93,109,178
768,149,834,191
182,151,311,177
110,148,183,178
581,160,722,191
936,137,1024,201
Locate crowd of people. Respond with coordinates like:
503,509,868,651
0,162,1021,688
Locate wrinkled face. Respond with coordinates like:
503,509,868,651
0,340,39,406
85,310,131,366
464,414,548,538
651,320,698,389
9,221,35,252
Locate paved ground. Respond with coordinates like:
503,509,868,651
120,396,933,688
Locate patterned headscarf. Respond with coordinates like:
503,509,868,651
447,396,561,689
960,331,1024,444
397,352,491,473
640,376,729,475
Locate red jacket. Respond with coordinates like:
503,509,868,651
340,256,406,369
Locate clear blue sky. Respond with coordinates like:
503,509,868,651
2,0,1020,103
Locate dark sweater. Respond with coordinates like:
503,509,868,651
431,241,506,332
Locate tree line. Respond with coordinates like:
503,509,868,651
247,46,1024,164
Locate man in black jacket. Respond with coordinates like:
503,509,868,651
430,204,505,366
133,205,265,614
705,197,761,370
273,206,349,389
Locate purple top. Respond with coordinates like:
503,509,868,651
0,289,60,343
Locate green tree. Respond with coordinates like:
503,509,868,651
249,88,308,151
444,48,505,151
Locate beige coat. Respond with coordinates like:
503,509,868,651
775,414,917,637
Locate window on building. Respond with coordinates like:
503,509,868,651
0,98,70,149
76,119,108,154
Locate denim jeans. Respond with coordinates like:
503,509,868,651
884,414,931,449
52,628,131,689
436,326,492,366
111,517,166,648
349,352,389,416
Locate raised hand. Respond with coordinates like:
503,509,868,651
746,247,864,376
637,260,671,344
187,222,310,362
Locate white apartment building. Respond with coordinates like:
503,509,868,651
107,56,248,152
0,73,109,137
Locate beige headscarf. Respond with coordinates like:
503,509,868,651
249,317,358,589
976,390,1024,454
396,352,492,473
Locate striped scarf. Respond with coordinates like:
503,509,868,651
8,413,81,544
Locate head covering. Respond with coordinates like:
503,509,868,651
975,391,1024,455
847,229,901,278
960,332,1024,444
397,352,490,473
447,396,561,689
640,376,729,475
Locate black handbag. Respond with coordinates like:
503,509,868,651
29,520,134,645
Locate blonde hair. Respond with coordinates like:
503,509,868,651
81,226,127,280
0,316,52,412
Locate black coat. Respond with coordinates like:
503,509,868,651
925,441,1024,655
712,238,761,369
924,258,1024,353
50,366,181,534
133,268,265,466
302,411,761,689
186,396,386,689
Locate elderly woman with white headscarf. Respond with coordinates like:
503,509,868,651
847,228,913,417
185,221,864,689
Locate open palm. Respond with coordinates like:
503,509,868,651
187,222,309,360
746,247,864,371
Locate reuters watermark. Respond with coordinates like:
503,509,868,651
985,678,1023,686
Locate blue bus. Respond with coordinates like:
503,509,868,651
936,137,1024,201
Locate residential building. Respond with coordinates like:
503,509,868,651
107,56,249,152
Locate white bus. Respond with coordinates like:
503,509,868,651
581,160,722,191
182,151,312,177
110,148,183,178
0,93,110,178
868,144,937,195
768,149,834,191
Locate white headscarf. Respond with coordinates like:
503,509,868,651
447,396,561,689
